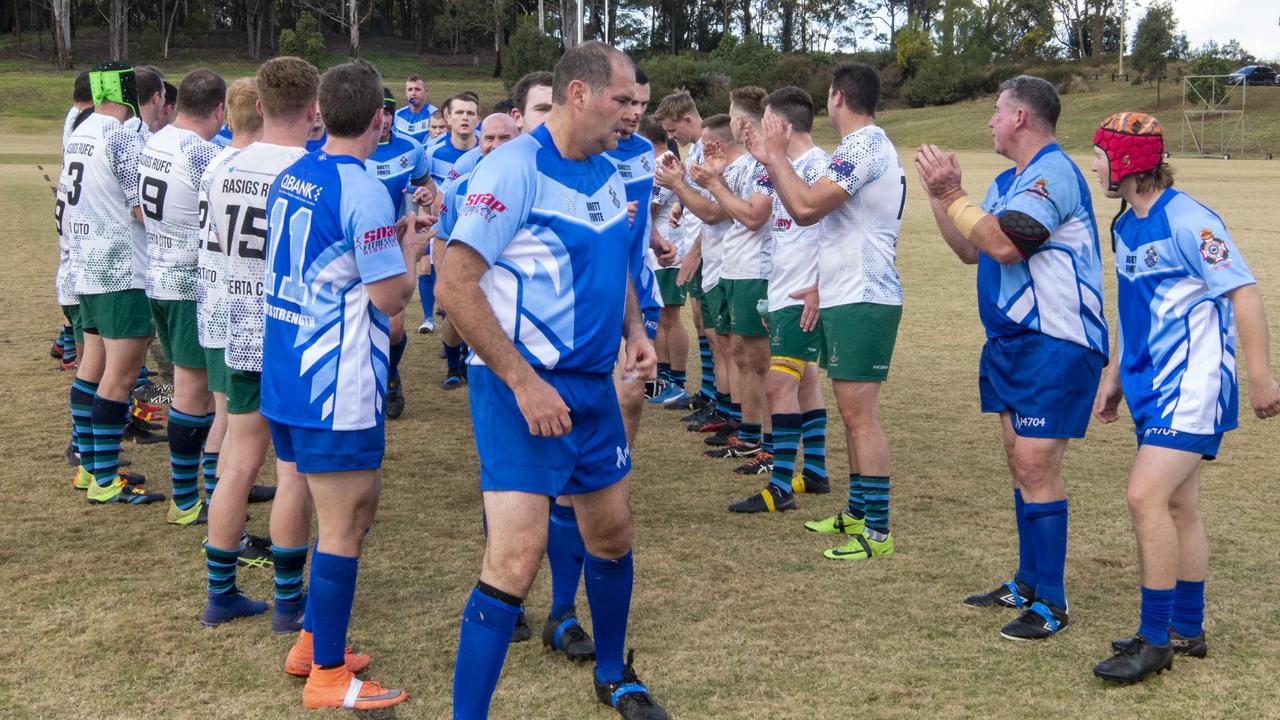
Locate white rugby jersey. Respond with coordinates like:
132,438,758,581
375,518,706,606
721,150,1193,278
62,112,149,295
762,146,828,311
719,153,772,281
55,107,90,306
649,184,688,262
196,146,241,349
140,125,220,301
62,106,78,148
817,125,905,308
209,142,307,371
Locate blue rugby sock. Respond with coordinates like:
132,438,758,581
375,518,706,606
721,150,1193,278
308,551,359,668
769,414,801,495
419,272,435,319
89,396,129,486
389,333,407,379
698,337,715,399
846,473,865,520
800,409,827,482
1171,579,1205,638
715,391,731,418
168,408,212,511
1024,499,1069,609
453,584,520,720
547,503,585,620
656,362,671,383
862,475,891,536
205,543,239,598
727,402,742,425
738,422,761,446
134,366,150,390
1014,489,1038,588
1139,586,1175,646
69,378,97,473
761,432,773,454
445,343,463,373
202,451,219,503
584,551,634,685
272,544,309,606
670,368,686,388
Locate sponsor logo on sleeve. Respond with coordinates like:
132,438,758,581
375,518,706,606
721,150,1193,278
1198,228,1231,270
1024,178,1050,201
461,192,507,222
359,224,398,255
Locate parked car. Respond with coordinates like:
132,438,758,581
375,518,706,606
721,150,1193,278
1225,65,1277,86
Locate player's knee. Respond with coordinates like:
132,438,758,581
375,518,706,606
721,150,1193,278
482,542,543,591
1012,451,1057,489
581,515,633,558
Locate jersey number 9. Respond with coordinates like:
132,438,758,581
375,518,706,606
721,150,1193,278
141,176,169,221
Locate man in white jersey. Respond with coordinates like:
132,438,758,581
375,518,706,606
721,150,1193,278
1087,113,1280,681
63,61,166,506
692,86,774,471
200,57,319,630
123,66,166,136
654,110,738,441
195,77,275,566
746,63,906,561
732,85,832,513
139,69,226,526
917,75,1105,640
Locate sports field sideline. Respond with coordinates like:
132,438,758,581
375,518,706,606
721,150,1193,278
4,132,1280,718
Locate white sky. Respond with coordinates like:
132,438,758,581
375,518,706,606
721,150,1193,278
1164,0,1279,60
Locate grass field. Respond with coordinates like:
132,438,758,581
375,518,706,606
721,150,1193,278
4,104,1280,717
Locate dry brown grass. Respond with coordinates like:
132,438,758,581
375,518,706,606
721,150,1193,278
3,140,1280,719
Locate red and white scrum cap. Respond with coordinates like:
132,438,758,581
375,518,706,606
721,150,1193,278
1093,112,1165,191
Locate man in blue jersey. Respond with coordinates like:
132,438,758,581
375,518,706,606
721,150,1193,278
394,74,438,144
262,60,429,711
917,75,1107,640
1085,113,1280,682
424,94,479,185
438,41,666,720
366,86,432,419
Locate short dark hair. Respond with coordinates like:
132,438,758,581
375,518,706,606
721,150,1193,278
163,81,178,109
702,113,733,142
512,70,553,113
634,65,649,86
551,40,631,104
319,61,383,138
446,93,479,114
135,67,164,105
406,74,424,84
73,71,92,104
176,69,226,118
492,98,514,115
729,86,767,121
830,63,879,116
764,86,814,133
637,115,667,147
998,75,1061,131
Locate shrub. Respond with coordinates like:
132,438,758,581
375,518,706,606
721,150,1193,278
894,24,934,76
711,34,781,85
501,17,560,89
279,14,326,69
901,57,986,107
1185,54,1233,106
640,53,732,114
764,53,834,107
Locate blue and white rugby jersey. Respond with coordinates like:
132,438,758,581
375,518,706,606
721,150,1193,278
1114,188,1255,435
605,133,662,314
365,131,429,212
260,152,406,431
445,146,483,186
211,125,232,148
394,103,438,145
424,139,473,185
448,125,633,374
978,143,1107,355
306,132,327,153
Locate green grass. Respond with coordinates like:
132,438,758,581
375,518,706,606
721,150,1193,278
5,134,1280,718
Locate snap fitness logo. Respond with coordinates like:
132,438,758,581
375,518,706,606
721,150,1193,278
1198,228,1231,270
461,192,507,223
359,224,397,255
1016,415,1047,429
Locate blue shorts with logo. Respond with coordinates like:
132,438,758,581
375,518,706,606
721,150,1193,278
268,420,386,474
643,308,660,341
978,333,1104,439
1136,426,1223,460
468,365,631,497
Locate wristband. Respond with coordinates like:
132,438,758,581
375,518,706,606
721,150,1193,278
946,195,988,240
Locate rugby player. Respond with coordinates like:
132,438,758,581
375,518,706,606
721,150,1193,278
638,116,689,407
916,75,1105,636
439,41,667,720
1088,113,1280,681
56,72,94,465
394,73,438,144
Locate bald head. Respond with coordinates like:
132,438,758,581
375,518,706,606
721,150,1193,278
479,112,518,154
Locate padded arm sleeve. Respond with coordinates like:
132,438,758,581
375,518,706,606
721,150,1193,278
998,209,1051,259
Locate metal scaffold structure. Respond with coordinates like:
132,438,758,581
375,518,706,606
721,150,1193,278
1180,75,1273,160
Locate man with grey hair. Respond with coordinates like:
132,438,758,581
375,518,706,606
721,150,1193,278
915,75,1107,641
439,40,668,720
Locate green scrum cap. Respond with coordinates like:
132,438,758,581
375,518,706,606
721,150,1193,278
89,60,140,118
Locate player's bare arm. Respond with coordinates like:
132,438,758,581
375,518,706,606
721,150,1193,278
748,114,846,226
1226,283,1280,418
676,236,701,287
655,154,725,224
699,154,771,231
1093,333,1124,424
916,144,1044,265
437,243,571,436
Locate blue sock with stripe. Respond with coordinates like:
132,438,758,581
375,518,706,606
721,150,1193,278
738,422,761,446
584,551,634,685
445,343,463,373
453,584,520,719
1171,580,1205,638
657,362,672,383
761,432,773,454
698,337,715,400
202,451,219,503
715,391,731,418
61,328,77,363
272,544,309,609
308,551,358,668
89,396,129,486
846,473,865,520
1024,499,1069,609
862,475,891,536
418,272,435,319
800,409,827,482
547,503,584,620
769,414,801,494
69,378,97,473
1139,586,1175,646
1014,490,1038,588
168,408,212,511
727,402,742,425
205,543,240,599
670,368,686,388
